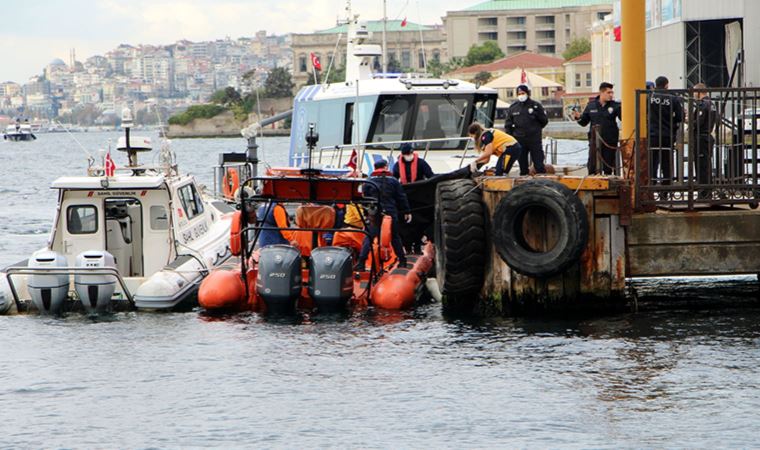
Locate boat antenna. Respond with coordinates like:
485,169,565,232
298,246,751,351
382,0,388,73
55,119,94,165
322,33,343,88
416,0,427,73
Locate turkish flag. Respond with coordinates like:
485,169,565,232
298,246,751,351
614,26,621,42
105,152,116,176
310,52,322,71
520,68,528,84
346,148,358,169
401,17,407,27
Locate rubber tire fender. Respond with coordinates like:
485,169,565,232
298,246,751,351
492,179,588,278
434,179,487,300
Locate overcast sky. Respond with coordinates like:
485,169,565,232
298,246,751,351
0,0,475,83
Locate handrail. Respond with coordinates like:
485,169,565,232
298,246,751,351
313,136,476,169
5,267,135,306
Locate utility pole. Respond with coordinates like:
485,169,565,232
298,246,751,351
382,0,388,73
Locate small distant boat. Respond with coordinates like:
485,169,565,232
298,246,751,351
3,121,36,141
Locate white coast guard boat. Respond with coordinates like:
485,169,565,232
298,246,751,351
278,2,499,175
0,110,233,314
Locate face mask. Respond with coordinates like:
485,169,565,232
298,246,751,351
517,94,528,102
403,154,414,162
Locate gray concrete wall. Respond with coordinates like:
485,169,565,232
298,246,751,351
628,210,760,276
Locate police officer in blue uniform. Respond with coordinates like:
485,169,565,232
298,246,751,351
504,84,549,175
573,82,622,175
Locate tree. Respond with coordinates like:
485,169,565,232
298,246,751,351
473,71,493,85
264,67,295,98
563,37,592,61
210,86,242,106
465,41,505,66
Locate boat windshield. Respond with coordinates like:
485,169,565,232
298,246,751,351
412,96,469,149
367,93,496,150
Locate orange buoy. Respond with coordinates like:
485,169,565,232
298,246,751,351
198,269,247,311
230,211,242,256
223,168,240,200
371,242,435,310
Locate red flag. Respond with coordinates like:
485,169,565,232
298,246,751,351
401,17,407,27
310,52,322,71
105,152,116,177
520,68,528,84
614,26,621,42
346,148,358,169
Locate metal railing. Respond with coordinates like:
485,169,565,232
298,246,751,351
309,136,477,171
634,87,760,210
4,266,134,307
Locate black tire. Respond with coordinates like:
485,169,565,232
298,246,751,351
493,180,588,278
434,179,487,310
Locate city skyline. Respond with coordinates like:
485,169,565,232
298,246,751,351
0,0,470,83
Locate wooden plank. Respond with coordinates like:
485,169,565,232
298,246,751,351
578,191,596,294
594,198,621,216
610,214,626,293
482,177,516,192
591,216,612,296
482,176,610,192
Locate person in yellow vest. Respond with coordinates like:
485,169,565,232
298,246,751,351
467,122,523,176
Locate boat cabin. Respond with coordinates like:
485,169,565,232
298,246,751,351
47,173,214,286
289,78,498,167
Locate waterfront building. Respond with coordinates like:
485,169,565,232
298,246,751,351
290,20,447,88
447,51,565,84
443,0,613,60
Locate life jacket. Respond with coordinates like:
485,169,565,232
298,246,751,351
485,129,518,157
399,153,419,184
256,204,289,248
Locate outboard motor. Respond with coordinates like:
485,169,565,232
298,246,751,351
256,245,302,315
28,250,69,315
308,247,353,313
74,251,117,314
0,275,14,315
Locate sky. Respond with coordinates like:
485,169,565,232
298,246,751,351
0,0,475,83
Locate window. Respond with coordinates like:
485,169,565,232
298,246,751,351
507,17,526,25
575,73,581,87
369,96,411,146
432,51,440,63
178,184,204,220
586,72,592,87
542,87,550,97
412,97,470,149
343,103,354,145
419,50,425,68
150,206,169,230
402,49,411,68
299,56,307,72
565,14,570,23
67,205,98,234
474,97,496,128
597,12,607,20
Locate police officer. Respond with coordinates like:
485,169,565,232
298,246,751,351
504,84,549,175
648,76,683,188
690,83,716,196
573,82,622,175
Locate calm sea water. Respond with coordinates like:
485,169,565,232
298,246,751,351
1,132,759,448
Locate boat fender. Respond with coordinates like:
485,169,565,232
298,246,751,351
434,179,487,313
230,211,243,256
223,168,240,200
492,179,588,278
379,215,393,261
198,269,247,311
